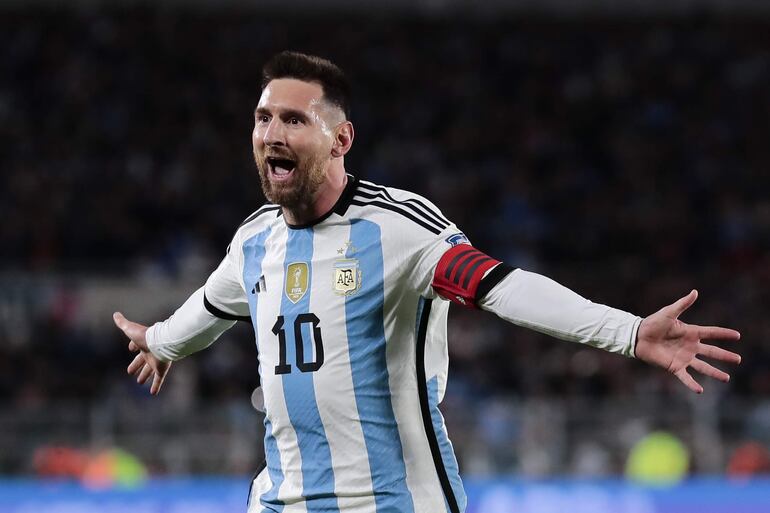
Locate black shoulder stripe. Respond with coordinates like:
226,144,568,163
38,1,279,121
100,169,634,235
204,293,252,323
238,205,281,229
474,263,516,304
353,190,447,232
359,183,450,229
358,182,450,228
349,199,442,235
359,181,451,226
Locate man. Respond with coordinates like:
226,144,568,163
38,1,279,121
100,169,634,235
114,51,741,513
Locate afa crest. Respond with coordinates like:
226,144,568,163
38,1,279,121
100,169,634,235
334,258,361,296
285,262,309,303
333,241,362,296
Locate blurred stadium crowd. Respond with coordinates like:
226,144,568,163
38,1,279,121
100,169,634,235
1,6,769,478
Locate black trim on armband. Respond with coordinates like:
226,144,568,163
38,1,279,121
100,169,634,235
474,263,516,304
204,293,252,323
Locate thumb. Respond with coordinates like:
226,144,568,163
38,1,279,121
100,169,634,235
664,289,698,319
113,311,149,351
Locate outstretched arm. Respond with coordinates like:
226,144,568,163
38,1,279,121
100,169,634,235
113,286,237,395
431,255,741,393
415,221,741,393
477,270,741,393
113,222,250,395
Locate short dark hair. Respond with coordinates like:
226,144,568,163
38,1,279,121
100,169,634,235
261,51,351,119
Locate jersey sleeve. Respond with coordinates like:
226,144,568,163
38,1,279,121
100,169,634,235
145,227,252,363
203,229,251,321
479,269,641,357
146,287,237,362
412,225,514,308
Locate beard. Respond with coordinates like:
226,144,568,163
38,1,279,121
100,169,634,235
255,149,328,209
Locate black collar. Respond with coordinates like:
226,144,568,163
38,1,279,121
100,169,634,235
283,174,358,230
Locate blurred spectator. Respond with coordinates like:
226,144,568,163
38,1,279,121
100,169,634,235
32,446,87,479
625,431,690,485
727,442,770,477
32,445,147,488
81,448,147,489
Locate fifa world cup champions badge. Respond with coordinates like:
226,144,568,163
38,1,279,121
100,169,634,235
285,262,309,303
333,241,362,296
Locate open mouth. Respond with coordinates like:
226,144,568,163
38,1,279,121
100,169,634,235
266,157,296,179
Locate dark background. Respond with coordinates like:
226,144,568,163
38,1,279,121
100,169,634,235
1,3,768,478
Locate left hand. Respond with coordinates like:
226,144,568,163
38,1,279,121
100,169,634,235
635,289,741,394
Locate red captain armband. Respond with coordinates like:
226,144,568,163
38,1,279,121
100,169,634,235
432,245,515,308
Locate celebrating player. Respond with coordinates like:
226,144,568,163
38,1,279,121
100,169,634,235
114,51,741,513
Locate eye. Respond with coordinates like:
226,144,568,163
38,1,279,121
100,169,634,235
288,117,301,125
257,114,270,123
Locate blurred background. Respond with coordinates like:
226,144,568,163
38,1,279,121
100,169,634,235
1,0,770,511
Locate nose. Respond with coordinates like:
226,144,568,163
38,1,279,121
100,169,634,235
262,118,286,147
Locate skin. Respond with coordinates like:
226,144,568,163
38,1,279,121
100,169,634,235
113,79,741,396
252,78,353,225
634,289,740,394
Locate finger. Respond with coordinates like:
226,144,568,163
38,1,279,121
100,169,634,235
674,367,703,394
690,358,730,383
113,312,149,351
663,290,698,318
697,326,741,342
113,311,126,327
699,343,741,365
137,364,153,385
150,371,166,395
113,312,135,336
128,341,140,353
127,353,145,375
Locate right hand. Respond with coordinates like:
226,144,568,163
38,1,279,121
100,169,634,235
113,312,172,395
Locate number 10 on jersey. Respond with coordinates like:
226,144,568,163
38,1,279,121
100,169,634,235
271,314,324,374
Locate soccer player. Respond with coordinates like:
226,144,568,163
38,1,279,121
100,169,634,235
113,51,741,513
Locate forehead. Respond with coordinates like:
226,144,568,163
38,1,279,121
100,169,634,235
258,78,325,113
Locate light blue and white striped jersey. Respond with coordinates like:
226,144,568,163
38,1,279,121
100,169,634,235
204,176,492,513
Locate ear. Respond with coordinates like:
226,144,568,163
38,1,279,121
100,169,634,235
331,121,354,158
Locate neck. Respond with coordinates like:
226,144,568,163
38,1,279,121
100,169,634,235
282,165,347,226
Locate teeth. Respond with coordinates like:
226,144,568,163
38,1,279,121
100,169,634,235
274,166,292,176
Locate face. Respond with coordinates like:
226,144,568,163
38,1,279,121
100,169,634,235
253,78,340,208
